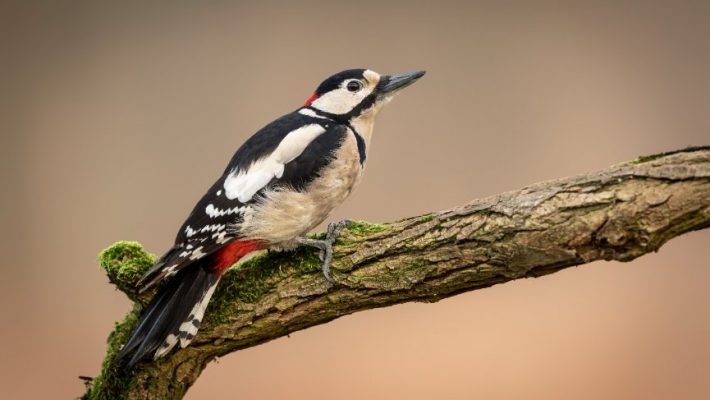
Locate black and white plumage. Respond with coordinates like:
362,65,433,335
114,68,425,368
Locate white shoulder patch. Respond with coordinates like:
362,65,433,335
223,124,326,202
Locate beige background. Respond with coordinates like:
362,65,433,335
2,1,709,399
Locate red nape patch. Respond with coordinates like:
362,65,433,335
211,240,265,274
303,92,319,106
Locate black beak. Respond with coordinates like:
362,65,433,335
379,70,426,95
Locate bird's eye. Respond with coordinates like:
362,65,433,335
346,81,362,92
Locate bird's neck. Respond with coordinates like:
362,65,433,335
299,105,375,154
348,112,376,149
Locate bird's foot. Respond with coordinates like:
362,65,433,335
297,219,353,282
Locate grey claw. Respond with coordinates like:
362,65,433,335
297,219,353,283
322,260,333,282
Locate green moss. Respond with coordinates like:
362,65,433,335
88,218,394,397
304,221,389,240
89,226,381,395
205,247,322,325
630,153,665,165
418,214,435,223
95,221,387,324
99,241,155,286
88,240,327,397
346,220,389,235
85,308,140,400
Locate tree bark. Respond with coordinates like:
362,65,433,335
83,146,710,400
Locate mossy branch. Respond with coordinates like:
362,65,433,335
84,146,710,400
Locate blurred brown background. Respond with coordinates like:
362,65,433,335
2,1,709,399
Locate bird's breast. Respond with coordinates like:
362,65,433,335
238,131,366,246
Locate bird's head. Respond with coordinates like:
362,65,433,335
303,69,425,120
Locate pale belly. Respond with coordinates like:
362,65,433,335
238,133,364,246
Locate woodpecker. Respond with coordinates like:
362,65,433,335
114,68,425,368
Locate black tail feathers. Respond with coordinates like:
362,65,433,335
113,261,220,369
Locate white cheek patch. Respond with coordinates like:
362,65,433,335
223,124,326,202
310,86,373,115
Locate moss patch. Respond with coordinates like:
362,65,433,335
418,214,435,223
98,241,156,303
206,247,322,325
84,308,140,400
346,220,389,235
99,241,155,285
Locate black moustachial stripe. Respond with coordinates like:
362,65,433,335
346,122,367,165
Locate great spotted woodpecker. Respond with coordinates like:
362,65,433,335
114,68,425,368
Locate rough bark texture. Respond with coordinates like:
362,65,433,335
83,146,710,400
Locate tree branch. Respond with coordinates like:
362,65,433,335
83,146,710,400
